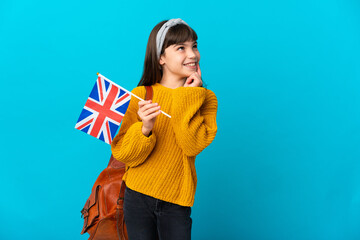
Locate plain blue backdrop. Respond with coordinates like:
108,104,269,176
1,0,359,239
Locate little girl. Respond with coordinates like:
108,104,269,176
111,18,218,240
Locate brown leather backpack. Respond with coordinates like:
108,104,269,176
80,86,153,240
81,156,128,240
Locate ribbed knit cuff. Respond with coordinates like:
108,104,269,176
112,122,156,167
127,122,156,152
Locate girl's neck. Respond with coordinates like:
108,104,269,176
159,74,186,89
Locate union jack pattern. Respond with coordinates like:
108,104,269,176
75,75,131,144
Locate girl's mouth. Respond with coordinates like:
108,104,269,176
184,62,196,69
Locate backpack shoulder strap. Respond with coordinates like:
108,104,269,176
145,85,153,101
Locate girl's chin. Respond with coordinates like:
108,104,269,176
184,69,197,74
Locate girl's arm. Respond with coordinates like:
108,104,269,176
171,87,218,157
111,87,157,167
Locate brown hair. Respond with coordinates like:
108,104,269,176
137,20,198,86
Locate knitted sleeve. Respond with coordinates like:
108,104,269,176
111,87,156,167
171,87,218,157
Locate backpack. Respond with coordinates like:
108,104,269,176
80,86,153,240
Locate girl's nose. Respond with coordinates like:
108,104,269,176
187,49,196,59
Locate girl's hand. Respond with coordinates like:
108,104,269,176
184,63,202,87
137,100,161,136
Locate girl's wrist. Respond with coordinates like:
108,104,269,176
142,125,152,137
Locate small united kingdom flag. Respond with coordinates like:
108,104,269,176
75,74,131,144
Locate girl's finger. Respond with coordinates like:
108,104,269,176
144,109,161,120
138,100,152,108
185,76,194,85
185,72,199,84
143,105,161,116
192,77,202,87
140,102,158,112
196,62,201,77
185,72,202,86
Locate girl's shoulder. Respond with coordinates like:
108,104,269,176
204,88,215,95
202,88,218,110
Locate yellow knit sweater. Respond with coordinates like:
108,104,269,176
111,83,218,207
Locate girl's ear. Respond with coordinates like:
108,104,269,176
159,57,165,70
159,56,164,65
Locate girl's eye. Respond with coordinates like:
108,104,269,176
177,47,184,51
193,45,198,49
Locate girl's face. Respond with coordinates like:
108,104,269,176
159,40,200,81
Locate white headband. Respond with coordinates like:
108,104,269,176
156,18,189,59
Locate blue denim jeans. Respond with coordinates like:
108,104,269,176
124,186,192,240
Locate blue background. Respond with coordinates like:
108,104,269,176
1,0,359,239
